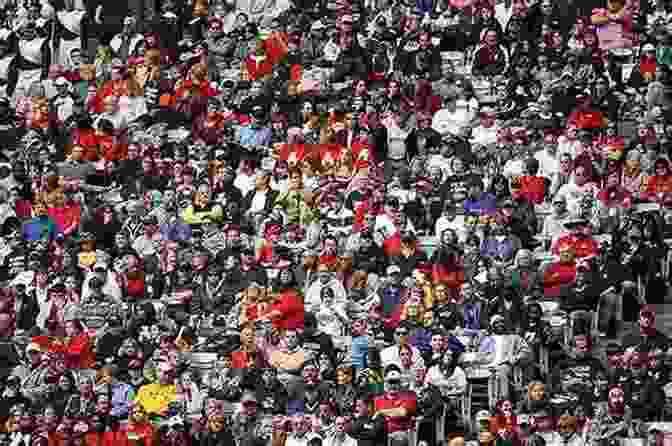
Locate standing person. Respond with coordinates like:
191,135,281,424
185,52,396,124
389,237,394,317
52,6,88,68
373,365,417,446
13,21,50,103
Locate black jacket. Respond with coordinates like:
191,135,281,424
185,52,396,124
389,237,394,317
241,189,279,216
351,415,386,446
15,292,39,332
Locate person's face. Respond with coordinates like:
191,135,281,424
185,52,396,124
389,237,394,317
575,336,590,355
285,330,299,349
485,30,497,46
530,384,545,401
640,310,655,329
431,335,444,352
58,375,71,390
574,167,588,186
41,407,58,430
96,395,111,414
585,33,596,46
608,388,625,411
400,348,412,368
104,97,118,114
395,327,409,345
65,320,79,337
355,400,369,418
607,352,623,369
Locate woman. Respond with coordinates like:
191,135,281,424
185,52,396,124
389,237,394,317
641,213,668,304
63,318,96,369
84,205,122,252
51,371,78,415
642,157,672,201
471,28,509,77
576,30,607,75
567,16,591,51
487,174,512,207
431,229,465,295
261,267,304,332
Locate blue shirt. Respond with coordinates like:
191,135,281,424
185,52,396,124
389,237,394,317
239,125,273,147
22,216,63,242
160,222,192,242
352,335,369,369
463,193,497,217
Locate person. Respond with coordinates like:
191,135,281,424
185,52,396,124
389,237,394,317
373,365,417,446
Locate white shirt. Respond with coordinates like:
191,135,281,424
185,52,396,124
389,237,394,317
470,124,499,147
305,279,348,313
435,215,468,243
557,137,580,159
425,365,468,395
502,158,525,179
250,191,267,213
381,345,424,369
234,173,256,197
432,103,474,136
556,181,599,217
534,149,560,182
324,434,358,446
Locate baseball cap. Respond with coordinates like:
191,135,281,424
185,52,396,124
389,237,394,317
55,76,69,86
387,265,401,275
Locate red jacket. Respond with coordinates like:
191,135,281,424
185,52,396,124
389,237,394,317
543,261,577,298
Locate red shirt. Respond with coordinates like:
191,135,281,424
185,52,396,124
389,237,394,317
552,235,599,260
65,334,95,369
373,391,417,433
271,289,304,331
543,261,577,298
519,176,546,205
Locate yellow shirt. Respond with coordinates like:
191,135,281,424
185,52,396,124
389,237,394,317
135,383,177,416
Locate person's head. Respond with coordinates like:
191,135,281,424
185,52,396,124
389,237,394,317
64,319,83,337
607,386,625,413
103,95,119,114
639,305,656,332
484,29,498,46
573,334,591,356
557,415,577,440
285,329,300,350
528,382,545,401
122,16,136,34
384,365,403,395
394,323,410,345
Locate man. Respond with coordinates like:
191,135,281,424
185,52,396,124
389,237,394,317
242,169,278,219
552,217,599,260
108,16,144,60
74,277,120,333
324,416,357,446
132,215,163,257
550,334,605,399
381,322,424,369
622,305,670,352
373,365,417,446
351,395,386,446
305,264,348,314
135,361,177,418
540,195,570,246
50,76,75,124
81,260,122,302
299,312,337,368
